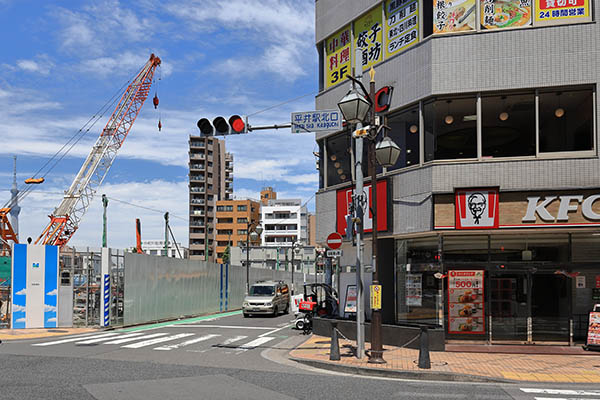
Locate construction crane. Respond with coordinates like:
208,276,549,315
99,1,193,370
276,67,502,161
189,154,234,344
35,53,161,247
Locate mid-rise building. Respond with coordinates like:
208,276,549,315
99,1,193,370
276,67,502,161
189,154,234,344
261,198,308,247
142,240,188,259
260,187,276,206
215,199,260,263
188,136,233,261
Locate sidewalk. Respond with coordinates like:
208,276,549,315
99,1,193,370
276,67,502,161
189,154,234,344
289,334,600,383
0,327,97,341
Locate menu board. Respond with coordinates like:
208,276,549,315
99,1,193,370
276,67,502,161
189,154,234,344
587,311,600,347
385,0,419,58
535,0,591,26
344,285,357,313
481,0,532,29
354,6,383,71
325,25,352,89
434,0,477,34
448,270,485,334
406,273,423,306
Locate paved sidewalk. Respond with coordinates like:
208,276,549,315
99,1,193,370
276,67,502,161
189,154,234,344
0,327,97,341
289,334,600,383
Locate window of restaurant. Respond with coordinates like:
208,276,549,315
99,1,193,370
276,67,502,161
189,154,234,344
387,105,420,170
326,133,352,186
539,88,594,153
396,237,443,326
482,93,536,158
424,97,477,161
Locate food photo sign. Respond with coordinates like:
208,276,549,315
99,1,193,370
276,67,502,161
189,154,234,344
448,270,486,334
481,0,532,29
434,0,477,33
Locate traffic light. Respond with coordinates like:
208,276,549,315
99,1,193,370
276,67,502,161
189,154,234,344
196,115,248,136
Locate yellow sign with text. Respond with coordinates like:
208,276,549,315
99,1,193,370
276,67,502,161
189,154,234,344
370,284,382,310
535,0,590,26
325,25,352,88
354,6,383,71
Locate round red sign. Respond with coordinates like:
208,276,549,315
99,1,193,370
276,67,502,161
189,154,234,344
326,232,343,250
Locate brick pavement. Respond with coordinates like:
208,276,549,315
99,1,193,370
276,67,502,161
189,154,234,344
289,334,600,383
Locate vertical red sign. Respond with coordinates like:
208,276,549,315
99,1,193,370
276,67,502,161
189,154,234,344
448,270,486,334
336,180,388,236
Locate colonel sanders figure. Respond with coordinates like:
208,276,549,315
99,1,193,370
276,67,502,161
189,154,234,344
467,193,486,225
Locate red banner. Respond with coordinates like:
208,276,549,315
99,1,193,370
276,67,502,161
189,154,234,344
448,270,486,334
336,180,388,236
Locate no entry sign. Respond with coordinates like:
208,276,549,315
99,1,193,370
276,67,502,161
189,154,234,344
326,232,343,249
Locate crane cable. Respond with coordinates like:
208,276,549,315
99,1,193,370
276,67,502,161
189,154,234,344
2,65,145,209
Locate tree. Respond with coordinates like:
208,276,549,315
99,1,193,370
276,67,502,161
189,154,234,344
222,244,230,265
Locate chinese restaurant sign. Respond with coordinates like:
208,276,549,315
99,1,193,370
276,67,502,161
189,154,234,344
385,0,419,58
535,0,591,26
434,0,477,34
325,25,352,89
448,270,485,334
354,6,383,71
336,180,388,236
481,0,532,29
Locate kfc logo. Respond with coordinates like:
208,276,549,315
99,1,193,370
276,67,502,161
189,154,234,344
456,189,499,229
336,180,388,235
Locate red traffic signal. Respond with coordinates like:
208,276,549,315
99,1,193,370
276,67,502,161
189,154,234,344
196,115,248,136
229,115,245,133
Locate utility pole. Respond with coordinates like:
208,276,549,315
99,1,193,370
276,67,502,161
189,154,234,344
102,194,108,248
164,212,169,257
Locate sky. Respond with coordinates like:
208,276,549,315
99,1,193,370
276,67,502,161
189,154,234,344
0,0,319,250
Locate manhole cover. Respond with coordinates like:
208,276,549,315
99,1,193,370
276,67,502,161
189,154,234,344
413,360,448,367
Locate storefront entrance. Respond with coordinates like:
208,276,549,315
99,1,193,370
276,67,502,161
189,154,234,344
489,268,571,343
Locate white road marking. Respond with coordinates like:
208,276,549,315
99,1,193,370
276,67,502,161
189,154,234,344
172,324,275,330
237,336,275,351
258,324,292,337
522,388,600,396
533,398,600,400
75,332,146,344
221,335,248,346
154,334,220,351
121,333,194,349
32,332,120,346
104,333,171,344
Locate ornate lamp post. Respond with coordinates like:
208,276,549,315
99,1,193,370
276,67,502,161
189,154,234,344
337,54,401,363
290,239,302,294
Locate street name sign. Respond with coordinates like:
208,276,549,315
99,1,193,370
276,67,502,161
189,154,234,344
326,249,342,257
291,110,341,133
326,232,343,249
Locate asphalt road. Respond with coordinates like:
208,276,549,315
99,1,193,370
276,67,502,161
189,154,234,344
1,312,599,400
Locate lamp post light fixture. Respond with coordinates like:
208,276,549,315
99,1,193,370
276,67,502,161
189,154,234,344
290,239,302,294
337,52,400,363
245,222,263,295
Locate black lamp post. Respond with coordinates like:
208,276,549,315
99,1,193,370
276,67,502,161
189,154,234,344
337,66,401,364
245,222,263,295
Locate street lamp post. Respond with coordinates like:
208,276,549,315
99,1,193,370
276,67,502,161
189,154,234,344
290,239,302,294
245,221,263,295
337,51,401,363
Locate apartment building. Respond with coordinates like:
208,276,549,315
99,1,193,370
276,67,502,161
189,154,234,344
188,136,233,261
215,199,260,264
261,198,308,247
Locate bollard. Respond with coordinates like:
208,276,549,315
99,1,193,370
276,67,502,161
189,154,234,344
330,322,340,361
418,325,431,369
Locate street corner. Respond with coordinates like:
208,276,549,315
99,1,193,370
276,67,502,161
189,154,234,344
0,327,98,342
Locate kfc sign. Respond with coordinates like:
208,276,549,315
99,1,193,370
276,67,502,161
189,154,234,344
455,189,499,229
522,194,600,222
336,180,388,236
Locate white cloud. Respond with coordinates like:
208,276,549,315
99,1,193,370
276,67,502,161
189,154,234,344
44,304,57,312
46,289,58,296
15,288,26,295
12,304,26,312
15,56,54,76
15,317,26,323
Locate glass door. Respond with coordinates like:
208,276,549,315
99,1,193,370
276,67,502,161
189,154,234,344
531,273,570,342
490,271,529,342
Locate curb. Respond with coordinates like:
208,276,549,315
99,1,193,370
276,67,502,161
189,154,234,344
288,357,514,383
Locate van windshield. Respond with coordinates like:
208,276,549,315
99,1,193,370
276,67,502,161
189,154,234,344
249,285,275,296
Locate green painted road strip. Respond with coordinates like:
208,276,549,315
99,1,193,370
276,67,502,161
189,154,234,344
119,310,242,332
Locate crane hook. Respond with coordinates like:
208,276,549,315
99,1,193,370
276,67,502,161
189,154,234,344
153,93,159,109
158,119,162,132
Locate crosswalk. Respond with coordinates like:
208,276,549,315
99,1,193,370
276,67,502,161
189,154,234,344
31,331,277,353
520,387,600,400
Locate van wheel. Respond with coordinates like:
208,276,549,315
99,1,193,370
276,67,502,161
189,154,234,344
243,313,249,318
272,306,278,317
283,303,289,314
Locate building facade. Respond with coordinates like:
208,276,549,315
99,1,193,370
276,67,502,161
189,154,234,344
261,198,308,247
215,199,260,263
230,245,318,275
141,240,188,259
315,0,600,344
188,136,233,261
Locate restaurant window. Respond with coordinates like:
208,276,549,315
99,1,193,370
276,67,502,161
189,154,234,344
490,234,569,263
482,93,535,158
326,132,352,186
443,235,489,262
539,88,593,153
424,97,477,161
387,105,420,170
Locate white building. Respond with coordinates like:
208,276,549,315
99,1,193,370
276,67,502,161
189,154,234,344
142,240,188,259
260,199,308,247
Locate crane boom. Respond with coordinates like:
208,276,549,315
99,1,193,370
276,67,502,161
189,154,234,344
36,54,161,247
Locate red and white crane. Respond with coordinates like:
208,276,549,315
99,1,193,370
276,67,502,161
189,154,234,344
35,53,161,247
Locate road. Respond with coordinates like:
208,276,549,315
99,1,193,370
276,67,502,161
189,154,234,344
1,312,599,400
